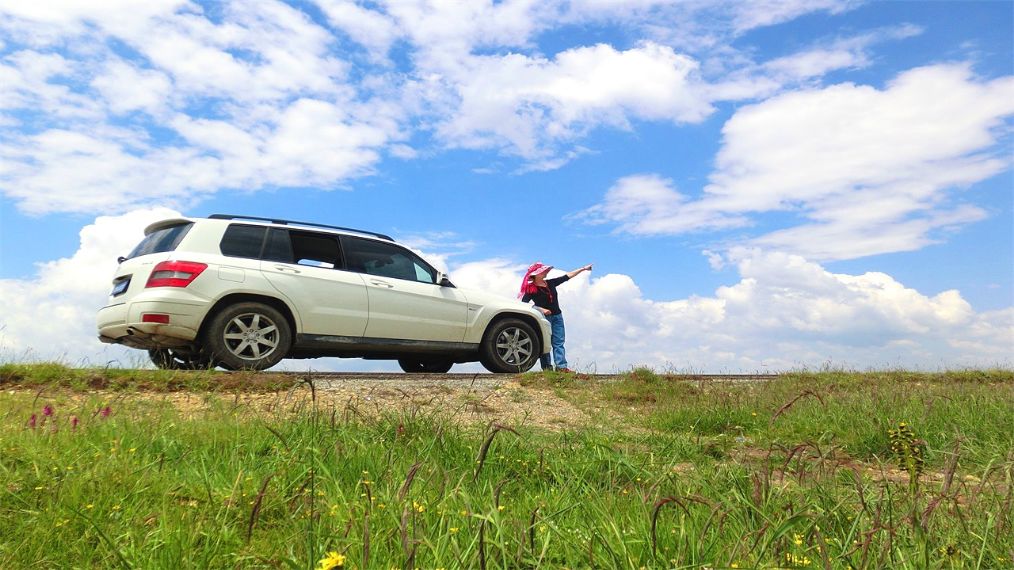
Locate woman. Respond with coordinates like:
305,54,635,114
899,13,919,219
518,261,592,372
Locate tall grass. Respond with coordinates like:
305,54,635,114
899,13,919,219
1,368,1012,568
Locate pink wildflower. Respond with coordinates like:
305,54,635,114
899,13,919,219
99,406,111,418
27,414,37,429
71,416,80,430
43,405,54,417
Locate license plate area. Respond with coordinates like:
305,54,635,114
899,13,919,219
111,276,131,297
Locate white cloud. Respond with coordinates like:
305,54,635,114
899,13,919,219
450,258,528,300
91,61,173,115
0,0,890,212
709,24,924,101
0,0,396,215
728,0,856,34
709,65,1013,210
316,1,872,167
0,0,188,38
573,174,746,234
0,50,104,119
0,208,180,364
579,64,1014,260
434,42,710,159
315,0,401,59
0,93,396,214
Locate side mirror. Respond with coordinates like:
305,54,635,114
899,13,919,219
436,272,455,287
117,256,126,264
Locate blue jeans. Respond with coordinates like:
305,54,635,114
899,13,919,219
543,313,567,370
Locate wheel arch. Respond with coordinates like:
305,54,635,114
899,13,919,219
198,293,298,342
483,311,546,355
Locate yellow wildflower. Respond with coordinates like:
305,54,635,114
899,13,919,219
316,551,345,570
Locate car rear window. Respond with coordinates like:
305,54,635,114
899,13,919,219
126,223,193,259
220,224,267,259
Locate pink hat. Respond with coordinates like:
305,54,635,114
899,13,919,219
518,262,552,298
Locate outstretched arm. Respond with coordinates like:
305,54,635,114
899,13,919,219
565,264,593,279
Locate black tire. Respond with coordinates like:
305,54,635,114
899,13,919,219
398,358,454,373
479,318,540,373
202,302,291,371
148,348,212,370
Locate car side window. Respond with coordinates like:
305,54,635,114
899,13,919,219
262,229,294,263
342,236,437,284
288,231,343,269
220,224,267,259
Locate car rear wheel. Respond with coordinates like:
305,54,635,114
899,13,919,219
479,318,540,373
203,302,291,371
148,348,212,370
397,358,454,373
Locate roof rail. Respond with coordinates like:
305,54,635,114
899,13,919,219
208,214,394,241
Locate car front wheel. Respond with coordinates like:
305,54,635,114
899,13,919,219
479,318,540,373
203,302,291,371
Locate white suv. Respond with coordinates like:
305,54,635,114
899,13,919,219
97,214,550,373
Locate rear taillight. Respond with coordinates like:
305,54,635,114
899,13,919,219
145,261,207,288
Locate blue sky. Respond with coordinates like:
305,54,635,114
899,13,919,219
0,0,1011,371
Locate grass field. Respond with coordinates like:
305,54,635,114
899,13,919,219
1,365,1012,569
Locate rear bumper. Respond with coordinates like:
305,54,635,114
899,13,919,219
97,295,206,349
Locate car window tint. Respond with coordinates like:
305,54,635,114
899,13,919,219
343,236,436,284
263,229,294,263
127,223,193,259
220,224,266,259
289,231,342,269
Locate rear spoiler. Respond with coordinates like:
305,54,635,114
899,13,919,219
143,218,194,236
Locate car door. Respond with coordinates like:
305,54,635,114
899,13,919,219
259,229,369,337
341,236,469,342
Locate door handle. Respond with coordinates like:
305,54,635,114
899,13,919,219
370,280,394,288
274,266,301,273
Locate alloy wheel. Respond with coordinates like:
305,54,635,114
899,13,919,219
222,312,280,361
495,326,533,365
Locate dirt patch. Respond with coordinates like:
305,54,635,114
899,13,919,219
269,377,591,431
17,375,592,431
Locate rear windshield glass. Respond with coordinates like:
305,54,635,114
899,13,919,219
127,223,193,259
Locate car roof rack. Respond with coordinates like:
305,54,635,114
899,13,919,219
208,214,394,241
